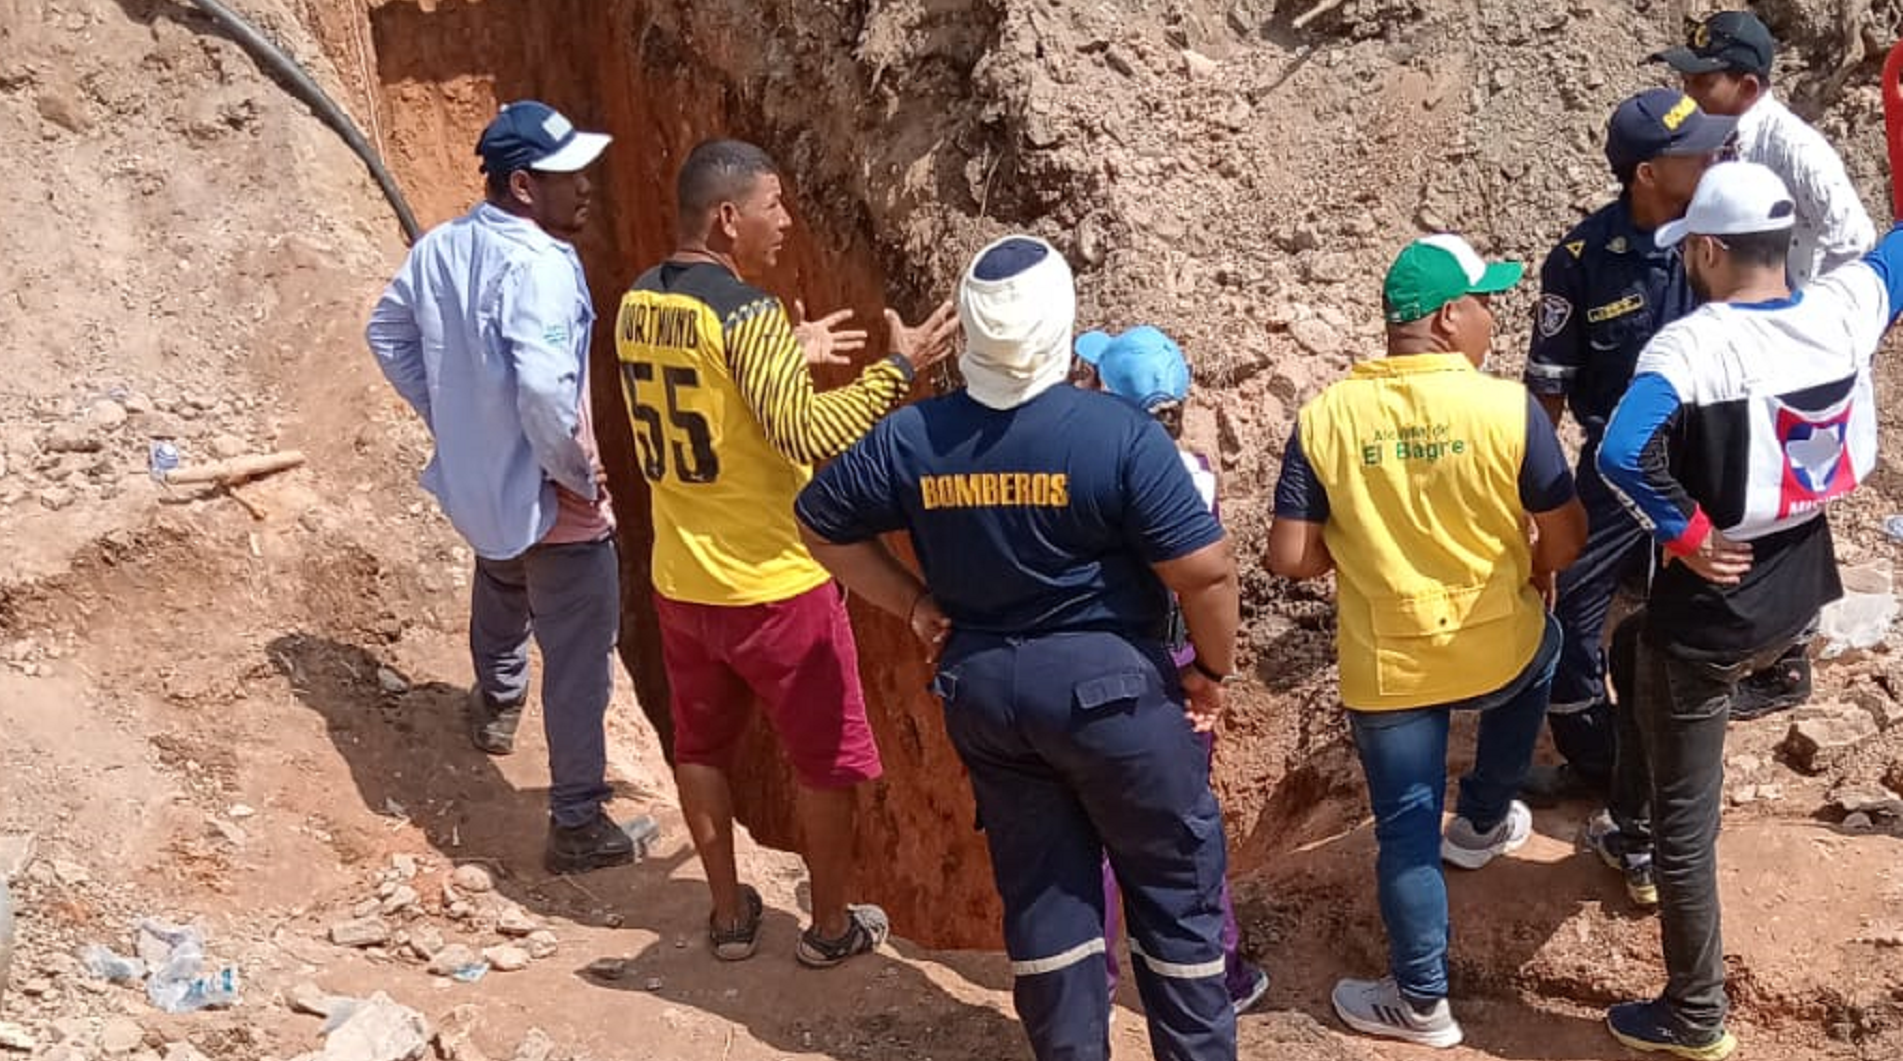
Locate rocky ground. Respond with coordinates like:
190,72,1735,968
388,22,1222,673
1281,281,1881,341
9,0,1903,1059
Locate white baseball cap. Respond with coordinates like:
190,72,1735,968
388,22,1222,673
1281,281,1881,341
1655,161,1796,248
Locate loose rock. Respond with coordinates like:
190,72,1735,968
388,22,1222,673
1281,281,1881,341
328,917,391,949
1830,781,1903,819
511,1029,554,1061
450,865,494,894
379,885,419,916
0,832,37,879
482,945,530,973
1288,317,1342,357
434,1004,488,1061
43,423,102,453
407,925,445,961
0,1024,35,1053
99,1018,144,1056
495,904,539,938
286,981,346,1018
1182,49,1219,79
86,400,128,431
427,944,482,978
1783,709,1880,774
375,668,409,696
207,434,248,460
319,992,431,1061
523,930,558,960
1305,252,1354,284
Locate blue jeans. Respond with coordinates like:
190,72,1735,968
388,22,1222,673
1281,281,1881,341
1348,615,1561,1000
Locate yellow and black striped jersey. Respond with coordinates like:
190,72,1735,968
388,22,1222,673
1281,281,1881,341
615,260,914,605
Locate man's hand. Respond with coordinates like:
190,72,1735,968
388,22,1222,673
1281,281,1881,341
909,592,951,663
1180,667,1224,734
1669,528,1753,585
791,300,869,368
887,301,960,373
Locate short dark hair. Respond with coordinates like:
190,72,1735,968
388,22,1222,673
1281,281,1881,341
1719,227,1792,270
1151,402,1185,440
486,167,516,202
677,140,777,220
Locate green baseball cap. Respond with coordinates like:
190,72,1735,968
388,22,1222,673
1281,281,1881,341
1382,234,1525,324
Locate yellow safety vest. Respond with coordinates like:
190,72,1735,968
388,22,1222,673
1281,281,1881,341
1296,353,1545,711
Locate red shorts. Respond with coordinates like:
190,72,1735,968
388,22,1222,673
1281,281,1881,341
655,582,882,789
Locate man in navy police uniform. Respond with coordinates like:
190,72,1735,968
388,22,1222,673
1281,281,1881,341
796,235,1242,1061
1520,89,1732,805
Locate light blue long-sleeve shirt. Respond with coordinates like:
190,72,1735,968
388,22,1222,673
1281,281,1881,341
366,203,599,561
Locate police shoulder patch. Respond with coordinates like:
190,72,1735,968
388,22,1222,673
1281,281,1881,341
1538,294,1573,338
1565,240,1586,259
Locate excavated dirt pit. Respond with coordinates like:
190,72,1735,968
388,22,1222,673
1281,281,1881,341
11,0,1903,1055
315,0,1006,949
307,7,1903,1034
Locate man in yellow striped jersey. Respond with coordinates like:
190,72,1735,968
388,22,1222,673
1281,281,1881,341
615,139,957,968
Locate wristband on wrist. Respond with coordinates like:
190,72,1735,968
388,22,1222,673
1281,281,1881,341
1190,657,1230,683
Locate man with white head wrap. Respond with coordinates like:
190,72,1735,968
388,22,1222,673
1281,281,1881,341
796,235,1242,1060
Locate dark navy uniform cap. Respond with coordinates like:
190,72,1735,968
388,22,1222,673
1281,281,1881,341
1605,88,1735,179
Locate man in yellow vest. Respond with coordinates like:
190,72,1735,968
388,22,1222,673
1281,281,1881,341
1268,235,1586,1048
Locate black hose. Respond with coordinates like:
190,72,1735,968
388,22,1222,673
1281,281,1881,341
181,0,422,243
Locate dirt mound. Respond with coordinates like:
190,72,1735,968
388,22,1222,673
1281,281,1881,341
9,0,1903,1056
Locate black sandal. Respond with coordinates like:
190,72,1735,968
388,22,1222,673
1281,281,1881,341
796,903,889,969
709,884,764,961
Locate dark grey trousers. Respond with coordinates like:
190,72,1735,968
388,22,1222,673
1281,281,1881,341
470,536,618,828
1612,623,1791,1037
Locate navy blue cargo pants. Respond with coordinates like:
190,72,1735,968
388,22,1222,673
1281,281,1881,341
1548,457,1651,782
933,630,1236,1061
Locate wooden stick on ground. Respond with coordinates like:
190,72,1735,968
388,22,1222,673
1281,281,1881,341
1292,0,1349,30
165,449,306,487
221,485,269,521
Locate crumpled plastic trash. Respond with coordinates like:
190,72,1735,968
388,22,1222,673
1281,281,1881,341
1819,560,1897,658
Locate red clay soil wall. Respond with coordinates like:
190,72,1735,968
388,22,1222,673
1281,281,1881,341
322,0,1001,948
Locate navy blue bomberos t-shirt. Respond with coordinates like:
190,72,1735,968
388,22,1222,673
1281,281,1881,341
796,384,1224,640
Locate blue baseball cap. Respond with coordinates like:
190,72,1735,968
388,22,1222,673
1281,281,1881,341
477,101,612,177
1605,88,1735,179
1091,326,1191,411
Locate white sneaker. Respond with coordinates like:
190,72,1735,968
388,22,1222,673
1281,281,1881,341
1232,964,1271,1014
1441,799,1532,870
1331,976,1464,1048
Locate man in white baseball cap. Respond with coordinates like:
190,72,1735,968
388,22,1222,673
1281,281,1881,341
1595,160,1903,1059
